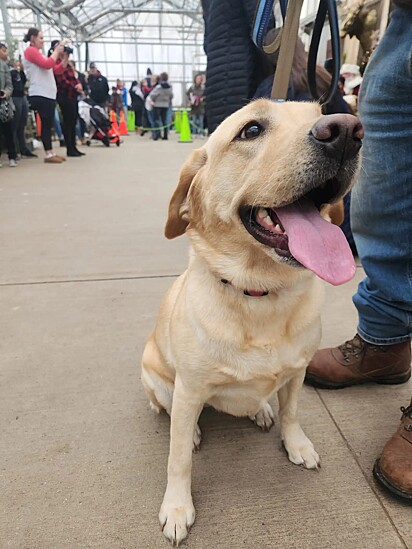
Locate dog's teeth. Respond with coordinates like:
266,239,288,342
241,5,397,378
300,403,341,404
257,207,268,219
275,224,282,232
265,215,274,226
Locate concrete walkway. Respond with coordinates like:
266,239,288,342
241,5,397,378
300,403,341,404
1,133,410,549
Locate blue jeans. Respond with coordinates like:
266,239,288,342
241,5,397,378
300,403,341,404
167,106,173,126
350,5,412,345
54,108,63,139
190,113,204,135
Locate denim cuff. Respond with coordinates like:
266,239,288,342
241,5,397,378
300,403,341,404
357,325,412,346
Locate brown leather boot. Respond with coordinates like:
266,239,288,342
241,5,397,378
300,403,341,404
305,334,411,389
373,401,412,501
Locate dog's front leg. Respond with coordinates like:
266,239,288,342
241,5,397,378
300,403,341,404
278,370,320,469
159,375,203,545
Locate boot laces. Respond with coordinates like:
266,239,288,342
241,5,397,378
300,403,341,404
400,403,412,420
338,334,387,362
338,335,365,361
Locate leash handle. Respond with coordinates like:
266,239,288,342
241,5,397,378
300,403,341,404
308,0,341,105
270,0,304,100
251,0,306,101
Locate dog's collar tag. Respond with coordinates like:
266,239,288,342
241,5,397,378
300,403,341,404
221,279,269,297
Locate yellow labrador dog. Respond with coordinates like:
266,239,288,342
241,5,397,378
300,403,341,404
141,99,362,545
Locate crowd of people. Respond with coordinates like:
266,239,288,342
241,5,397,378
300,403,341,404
127,72,206,140
0,30,89,166
0,27,208,168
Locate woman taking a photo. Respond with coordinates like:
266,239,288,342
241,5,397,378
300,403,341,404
51,41,85,157
23,27,65,163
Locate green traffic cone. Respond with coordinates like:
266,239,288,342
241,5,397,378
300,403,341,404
127,111,135,132
174,111,182,133
179,110,192,143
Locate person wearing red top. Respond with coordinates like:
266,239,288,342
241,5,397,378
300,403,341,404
23,27,65,163
53,47,85,157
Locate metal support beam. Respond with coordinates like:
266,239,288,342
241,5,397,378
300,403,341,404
48,0,82,30
19,0,65,34
0,0,13,50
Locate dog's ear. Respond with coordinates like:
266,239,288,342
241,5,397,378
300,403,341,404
328,200,345,226
165,148,207,239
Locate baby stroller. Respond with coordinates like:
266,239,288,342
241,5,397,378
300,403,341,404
78,99,120,147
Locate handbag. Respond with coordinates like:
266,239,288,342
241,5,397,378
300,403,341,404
0,97,14,123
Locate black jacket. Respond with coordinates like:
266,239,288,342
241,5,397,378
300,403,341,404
130,88,144,112
202,0,275,133
87,71,109,105
10,68,27,98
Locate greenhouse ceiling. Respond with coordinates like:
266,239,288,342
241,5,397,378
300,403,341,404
3,0,203,42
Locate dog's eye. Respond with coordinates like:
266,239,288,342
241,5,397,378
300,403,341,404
238,122,264,140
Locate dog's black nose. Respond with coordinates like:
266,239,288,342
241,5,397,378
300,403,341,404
309,114,363,161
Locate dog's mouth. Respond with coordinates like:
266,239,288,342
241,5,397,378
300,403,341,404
239,205,292,256
239,178,356,286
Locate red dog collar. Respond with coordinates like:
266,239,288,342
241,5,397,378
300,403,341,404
220,279,269,297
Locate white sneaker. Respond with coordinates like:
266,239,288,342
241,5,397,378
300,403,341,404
9,159,17,168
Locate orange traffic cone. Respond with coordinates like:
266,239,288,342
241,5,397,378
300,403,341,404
36,113,42,136
119,110,128,135
110,110,120,134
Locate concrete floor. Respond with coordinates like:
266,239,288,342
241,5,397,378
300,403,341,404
1,133,411,549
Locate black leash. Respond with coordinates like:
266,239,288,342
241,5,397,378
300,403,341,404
307,0,341,104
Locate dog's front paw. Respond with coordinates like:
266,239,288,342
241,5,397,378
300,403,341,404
159,498,195,546
249,401,275,431
282,427,320,469
192,424,202,452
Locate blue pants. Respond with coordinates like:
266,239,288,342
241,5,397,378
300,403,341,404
190,114,204,135
351,6,412,344
54,108,63,139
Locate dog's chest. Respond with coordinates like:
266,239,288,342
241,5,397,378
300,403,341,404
204,334,315,417
206,326,315,384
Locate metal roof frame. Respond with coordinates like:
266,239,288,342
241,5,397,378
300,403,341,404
5,0,203,43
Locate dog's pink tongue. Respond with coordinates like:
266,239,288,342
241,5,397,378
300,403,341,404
274,199,356,285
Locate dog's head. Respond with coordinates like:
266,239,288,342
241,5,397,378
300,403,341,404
165,100,362,288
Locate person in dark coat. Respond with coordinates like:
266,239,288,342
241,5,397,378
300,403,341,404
10,59,36,157
87,62,109,106
129,80,145,133
0,43,17,167
201,0,274,134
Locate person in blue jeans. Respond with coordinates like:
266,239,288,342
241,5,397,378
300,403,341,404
305,2,412,500
54,107,64,147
